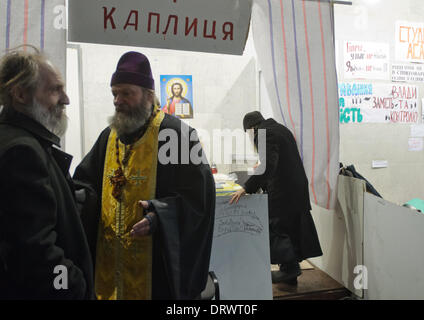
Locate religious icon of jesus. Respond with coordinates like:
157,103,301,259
160,75,194,119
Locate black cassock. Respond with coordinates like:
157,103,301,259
73,113,215,300
243,118,322,264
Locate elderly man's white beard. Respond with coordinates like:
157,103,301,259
26,98,68,137
108,99,152,137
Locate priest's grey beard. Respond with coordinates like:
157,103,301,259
25,98,68,137
108,98,152,137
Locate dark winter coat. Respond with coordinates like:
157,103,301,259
0,107,94,299
244,118,322,263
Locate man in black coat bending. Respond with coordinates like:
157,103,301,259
231,111,322,285
0,47,94,299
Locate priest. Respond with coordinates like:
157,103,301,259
73,51,215,300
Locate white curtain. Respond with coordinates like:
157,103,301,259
252,0,340,209
0,0,66,76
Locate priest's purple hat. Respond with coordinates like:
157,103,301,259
110,51,155,90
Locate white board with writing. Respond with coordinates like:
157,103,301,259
209,194,272,300
68,0,252,55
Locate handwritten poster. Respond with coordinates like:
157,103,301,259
392,63,424,82
343,41,389,80
396,21,424,63
339,82,420,124
160,75,194,119
209,195,272,300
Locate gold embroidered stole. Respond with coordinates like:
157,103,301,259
95,109,165,300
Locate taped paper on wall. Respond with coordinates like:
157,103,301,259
408,137,424,151
372,160,388,168
410,124,424,137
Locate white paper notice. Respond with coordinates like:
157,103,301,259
372,160,388,168
408,137,424,151
392,63,424,83
410,124,424,137
343,41,390,80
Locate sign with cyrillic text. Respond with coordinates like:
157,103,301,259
395,21,424,63
339,82,420,124
68,0,252,55
392,63,424,83
343,41,389,80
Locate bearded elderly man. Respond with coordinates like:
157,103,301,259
73,51,215,300
0,47,94,299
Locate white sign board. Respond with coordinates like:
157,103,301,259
68,0,252,55
392,63,424,82
209,195,272,300
343,41,389,80
339,82,420,124
395,21,424,63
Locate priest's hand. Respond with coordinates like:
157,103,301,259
130,200,157,237
229,188,246,204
